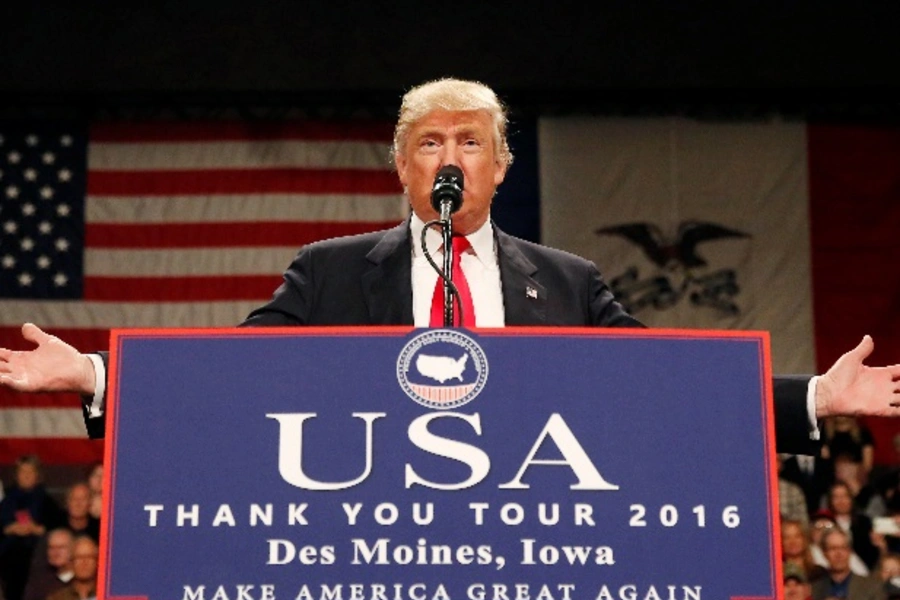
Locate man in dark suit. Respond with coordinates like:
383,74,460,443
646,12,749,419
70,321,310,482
0,78,899,452
812,529,886,600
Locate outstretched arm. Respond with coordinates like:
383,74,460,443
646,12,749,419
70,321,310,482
815,335,900,419
0,323,97,395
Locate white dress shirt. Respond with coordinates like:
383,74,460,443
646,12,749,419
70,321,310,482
409,214,504,328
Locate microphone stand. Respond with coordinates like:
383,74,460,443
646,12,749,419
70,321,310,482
439,200,454,327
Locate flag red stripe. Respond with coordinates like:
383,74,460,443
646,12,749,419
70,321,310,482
0,438,104,464
90,121,395,143
0,327,111,353
83,275,281,302
85,221,401,248
808,124,900,465
87,169,402,195
0,391,85,409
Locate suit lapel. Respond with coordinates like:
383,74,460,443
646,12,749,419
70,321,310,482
361,221,414,325
496,227,546,325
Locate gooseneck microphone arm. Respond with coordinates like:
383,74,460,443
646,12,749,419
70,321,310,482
422,165,465,327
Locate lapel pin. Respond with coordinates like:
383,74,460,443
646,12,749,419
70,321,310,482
526,286,538,299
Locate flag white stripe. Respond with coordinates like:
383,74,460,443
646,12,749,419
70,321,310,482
0,300,260,328
0,408,88,438
84,248,299,277
86,194,409,224
89,140,394,170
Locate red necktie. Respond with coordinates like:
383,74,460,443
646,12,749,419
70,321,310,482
430,236,476,327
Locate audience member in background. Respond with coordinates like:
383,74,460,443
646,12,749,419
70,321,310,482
21,528,74,600
823,416,876,480
835,455,889,520
61,483,99,542
782,450,835,517
877,552,900,599
784,518,828,582
813,528,886,599
871,435,900,518
47,536,97,600
785,562,815,600
781,455,812,526
0,455,62,600
828,481,883,570
85,464,103,521
811,511,872,576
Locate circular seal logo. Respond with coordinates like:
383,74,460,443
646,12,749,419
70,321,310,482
396,330,489,410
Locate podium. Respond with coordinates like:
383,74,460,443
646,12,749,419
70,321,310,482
99,327,782,600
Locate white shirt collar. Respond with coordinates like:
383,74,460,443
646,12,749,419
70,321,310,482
409,213,497,269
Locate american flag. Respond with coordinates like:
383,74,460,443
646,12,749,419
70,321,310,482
0,121,407,464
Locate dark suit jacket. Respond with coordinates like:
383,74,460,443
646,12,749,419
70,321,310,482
86,220,817,454
781,454,835,514
811,574,887,600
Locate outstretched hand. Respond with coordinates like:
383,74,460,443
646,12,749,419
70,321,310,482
816,335,900,419
0,323,96,395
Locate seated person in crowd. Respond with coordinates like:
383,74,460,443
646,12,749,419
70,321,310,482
0,455,62,600
783,518,828,582
813,528,886,600
828,481,883,570
22,528,74,600
47,536,97,600
811,510,872,577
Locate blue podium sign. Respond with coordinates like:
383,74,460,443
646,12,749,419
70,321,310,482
100,327,782,600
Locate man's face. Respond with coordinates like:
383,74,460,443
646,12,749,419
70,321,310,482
46,531,73,570
395,109,506,236
781,523,806,557
67,484,91,519
16,463,38,490
822,532,851,575
829,486,853,515
72,538,98,583
882,556,900,579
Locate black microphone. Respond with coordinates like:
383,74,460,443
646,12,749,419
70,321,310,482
430,165,464,215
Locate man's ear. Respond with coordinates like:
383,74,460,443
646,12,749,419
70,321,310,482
493,159,507,186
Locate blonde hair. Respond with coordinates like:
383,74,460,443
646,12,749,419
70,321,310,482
393,78,513,168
